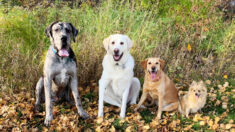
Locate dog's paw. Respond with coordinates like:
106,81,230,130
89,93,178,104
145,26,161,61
34,104,42,112
80,112,90,119
134,108,138,112
44,116,53,126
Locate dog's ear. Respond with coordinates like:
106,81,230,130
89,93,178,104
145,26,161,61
191,81,197,87
159,59,165,70
124,35,133,50
141,59,148,69
45,21,59,38
68,23,78,42
103,36,111,51
198,80,204,85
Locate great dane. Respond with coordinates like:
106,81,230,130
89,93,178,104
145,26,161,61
34,21,89,126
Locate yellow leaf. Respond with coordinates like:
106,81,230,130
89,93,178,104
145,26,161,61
208,120,213,127
96,117,103,124
224,74,228,79
193,114,203,122
214,117,220,124
184,125,192,131
205,80,211,85
162,119,167,125
125,126,132,132
110,126,116,132
143,125,150,130
187,44,192,52
225,124,232,129
199,121,205,126
204,27,209,31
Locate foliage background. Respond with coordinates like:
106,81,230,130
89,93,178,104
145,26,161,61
0,0,234,131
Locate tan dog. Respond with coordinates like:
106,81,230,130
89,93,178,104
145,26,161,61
178,81,207,117
135,57,179,119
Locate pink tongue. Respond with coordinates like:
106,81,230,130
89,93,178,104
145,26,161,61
114,55,120,60
58,49,69,57
150,73,156,80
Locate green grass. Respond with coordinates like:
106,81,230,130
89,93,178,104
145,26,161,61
0,0,234,95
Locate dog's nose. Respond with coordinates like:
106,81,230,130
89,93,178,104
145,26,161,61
61,36,67,41
151,67,156,71
195,93,198,96
114,48,119,54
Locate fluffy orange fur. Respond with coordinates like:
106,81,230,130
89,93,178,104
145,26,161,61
178,81,207,117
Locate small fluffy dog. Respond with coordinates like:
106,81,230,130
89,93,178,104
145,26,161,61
98,34,140,119
134,57,178,119
178,81,207,117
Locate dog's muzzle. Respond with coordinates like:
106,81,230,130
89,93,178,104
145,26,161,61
113,49,123,61
57,36,69,57
195,93,200,98
148,69,158,80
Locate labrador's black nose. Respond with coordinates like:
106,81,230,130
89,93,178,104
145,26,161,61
114,48,119,55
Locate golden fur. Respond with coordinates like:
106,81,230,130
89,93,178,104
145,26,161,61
178,81,207,117
134,57,178,119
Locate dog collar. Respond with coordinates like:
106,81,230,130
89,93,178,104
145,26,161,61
51,47,57,55
151,74,161,82
155,75,161,82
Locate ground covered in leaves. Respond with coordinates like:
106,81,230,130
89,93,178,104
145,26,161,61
0,80,234,131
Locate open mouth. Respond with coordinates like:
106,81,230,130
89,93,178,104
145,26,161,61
58,48,69,57
113,53,123,61
195,94,200,98
149,71,158,80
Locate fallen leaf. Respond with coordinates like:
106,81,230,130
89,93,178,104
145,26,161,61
96,117,103,124
199,121,205,126
187,43,192,52
225,124,232,129
205,80,211,85
224,74,228,79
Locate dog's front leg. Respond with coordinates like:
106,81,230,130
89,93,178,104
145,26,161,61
134,90,148,111
70,77,89,119
119,81,131,119
44,76,53,126
157,95,163,119
98,78,109,118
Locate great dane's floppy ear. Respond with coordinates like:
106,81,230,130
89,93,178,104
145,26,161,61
124,35,133,50
159,59,165,70
45,21,59,37
103,36,111,51
68,23,78,42
141,58,148,69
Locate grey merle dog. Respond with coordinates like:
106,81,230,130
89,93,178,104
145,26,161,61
34,21,89,126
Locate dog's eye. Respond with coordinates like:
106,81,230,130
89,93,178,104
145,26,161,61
156,62,159,64
198,90,201,92
148,62,151,65
65,28,71,33
55,28,60,32
111,41,115,45
120,42,124,45
193,90,196,92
